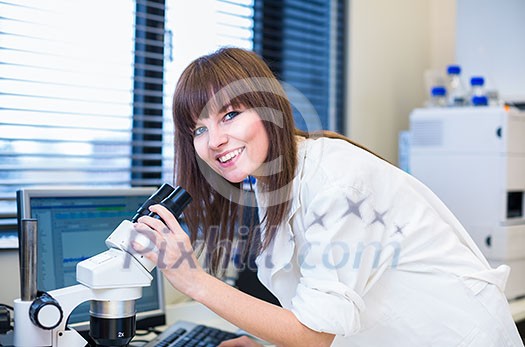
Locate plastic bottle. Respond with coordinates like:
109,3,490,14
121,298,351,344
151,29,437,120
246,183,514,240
446,65,467,106
469,76,488,106
427,86,447,107
486,89,501,107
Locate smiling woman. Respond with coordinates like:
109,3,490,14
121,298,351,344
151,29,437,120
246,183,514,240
132,47,524,347
171,48,298,264
192,105,269,184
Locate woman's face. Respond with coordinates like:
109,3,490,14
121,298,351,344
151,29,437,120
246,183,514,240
193,104,269,183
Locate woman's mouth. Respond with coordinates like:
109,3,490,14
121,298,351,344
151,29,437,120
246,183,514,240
217,147,244,163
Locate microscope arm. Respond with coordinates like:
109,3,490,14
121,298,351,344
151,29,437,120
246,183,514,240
13,285,93,347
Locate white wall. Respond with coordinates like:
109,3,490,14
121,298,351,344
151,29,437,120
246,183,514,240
346,0,456,162
456,0,525,102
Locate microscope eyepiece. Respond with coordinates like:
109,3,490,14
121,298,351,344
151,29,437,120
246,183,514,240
131,183,175,222
148,186,192,222
131,183,192,224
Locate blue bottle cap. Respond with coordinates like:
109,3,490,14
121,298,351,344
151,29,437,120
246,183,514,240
447,65,461,75
431,86,447,96
470,76,485,86
472,95,488,106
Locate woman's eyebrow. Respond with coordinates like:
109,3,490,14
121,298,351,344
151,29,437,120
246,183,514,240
218,103,234,114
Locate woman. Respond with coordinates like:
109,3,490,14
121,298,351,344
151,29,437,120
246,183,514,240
134,47,523,346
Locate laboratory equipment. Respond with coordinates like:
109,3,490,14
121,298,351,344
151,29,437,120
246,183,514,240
428,86,448,108
10,184,192,346
16,186,168,335
446,65,467,107
409,106,525,299
469,76,489,106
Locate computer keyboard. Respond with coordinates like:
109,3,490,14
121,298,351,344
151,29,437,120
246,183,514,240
142,320,241,347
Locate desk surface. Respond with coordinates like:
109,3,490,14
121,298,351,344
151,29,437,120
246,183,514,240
165,300,238,332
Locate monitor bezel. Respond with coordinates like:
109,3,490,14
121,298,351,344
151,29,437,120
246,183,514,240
16,186,167,333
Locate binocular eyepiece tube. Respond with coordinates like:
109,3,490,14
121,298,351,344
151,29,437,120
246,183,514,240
131,183,192,223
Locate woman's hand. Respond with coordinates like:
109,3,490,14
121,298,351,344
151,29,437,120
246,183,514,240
218,336,264,347
132,203,206,297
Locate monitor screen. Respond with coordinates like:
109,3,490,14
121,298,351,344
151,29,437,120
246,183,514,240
16,187,166,333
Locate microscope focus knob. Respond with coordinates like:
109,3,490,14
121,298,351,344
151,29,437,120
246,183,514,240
29,292,64,330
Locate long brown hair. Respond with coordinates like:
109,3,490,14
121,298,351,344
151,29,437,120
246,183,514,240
172,47,297,275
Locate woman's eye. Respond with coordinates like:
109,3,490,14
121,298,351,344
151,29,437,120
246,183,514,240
223,111,240,121
193,126,207,137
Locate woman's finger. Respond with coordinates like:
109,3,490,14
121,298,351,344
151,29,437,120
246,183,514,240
131,222,164,255
137,213,172,235
148,203,183,233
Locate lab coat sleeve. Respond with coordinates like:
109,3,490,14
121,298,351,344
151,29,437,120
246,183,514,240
290,184,394,337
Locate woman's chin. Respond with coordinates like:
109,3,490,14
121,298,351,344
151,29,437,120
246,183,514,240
225,175,248,184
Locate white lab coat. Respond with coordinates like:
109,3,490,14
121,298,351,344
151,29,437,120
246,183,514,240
254,137,523,346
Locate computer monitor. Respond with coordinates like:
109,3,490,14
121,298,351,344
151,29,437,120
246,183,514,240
16,186,166,335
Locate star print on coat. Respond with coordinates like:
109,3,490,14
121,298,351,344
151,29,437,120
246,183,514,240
391,224,406,237
342,196,366,220
370,209,387,226
309,211,326,228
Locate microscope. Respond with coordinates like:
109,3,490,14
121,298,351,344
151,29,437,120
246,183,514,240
10,184,191,347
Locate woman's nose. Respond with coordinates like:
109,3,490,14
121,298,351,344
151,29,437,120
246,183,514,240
208,126,228,149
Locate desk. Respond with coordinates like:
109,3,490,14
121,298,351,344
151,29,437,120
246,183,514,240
165,300,238,333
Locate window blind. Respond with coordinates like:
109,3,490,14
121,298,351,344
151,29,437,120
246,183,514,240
0,0,342,234
161,0,254,183
253,0,346,132
216,0,254,48
132,0,166,186
0,0,161,229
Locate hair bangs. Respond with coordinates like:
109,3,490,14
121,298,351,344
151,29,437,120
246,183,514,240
174,49,278,136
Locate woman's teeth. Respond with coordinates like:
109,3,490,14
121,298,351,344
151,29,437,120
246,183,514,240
218,148,243,163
